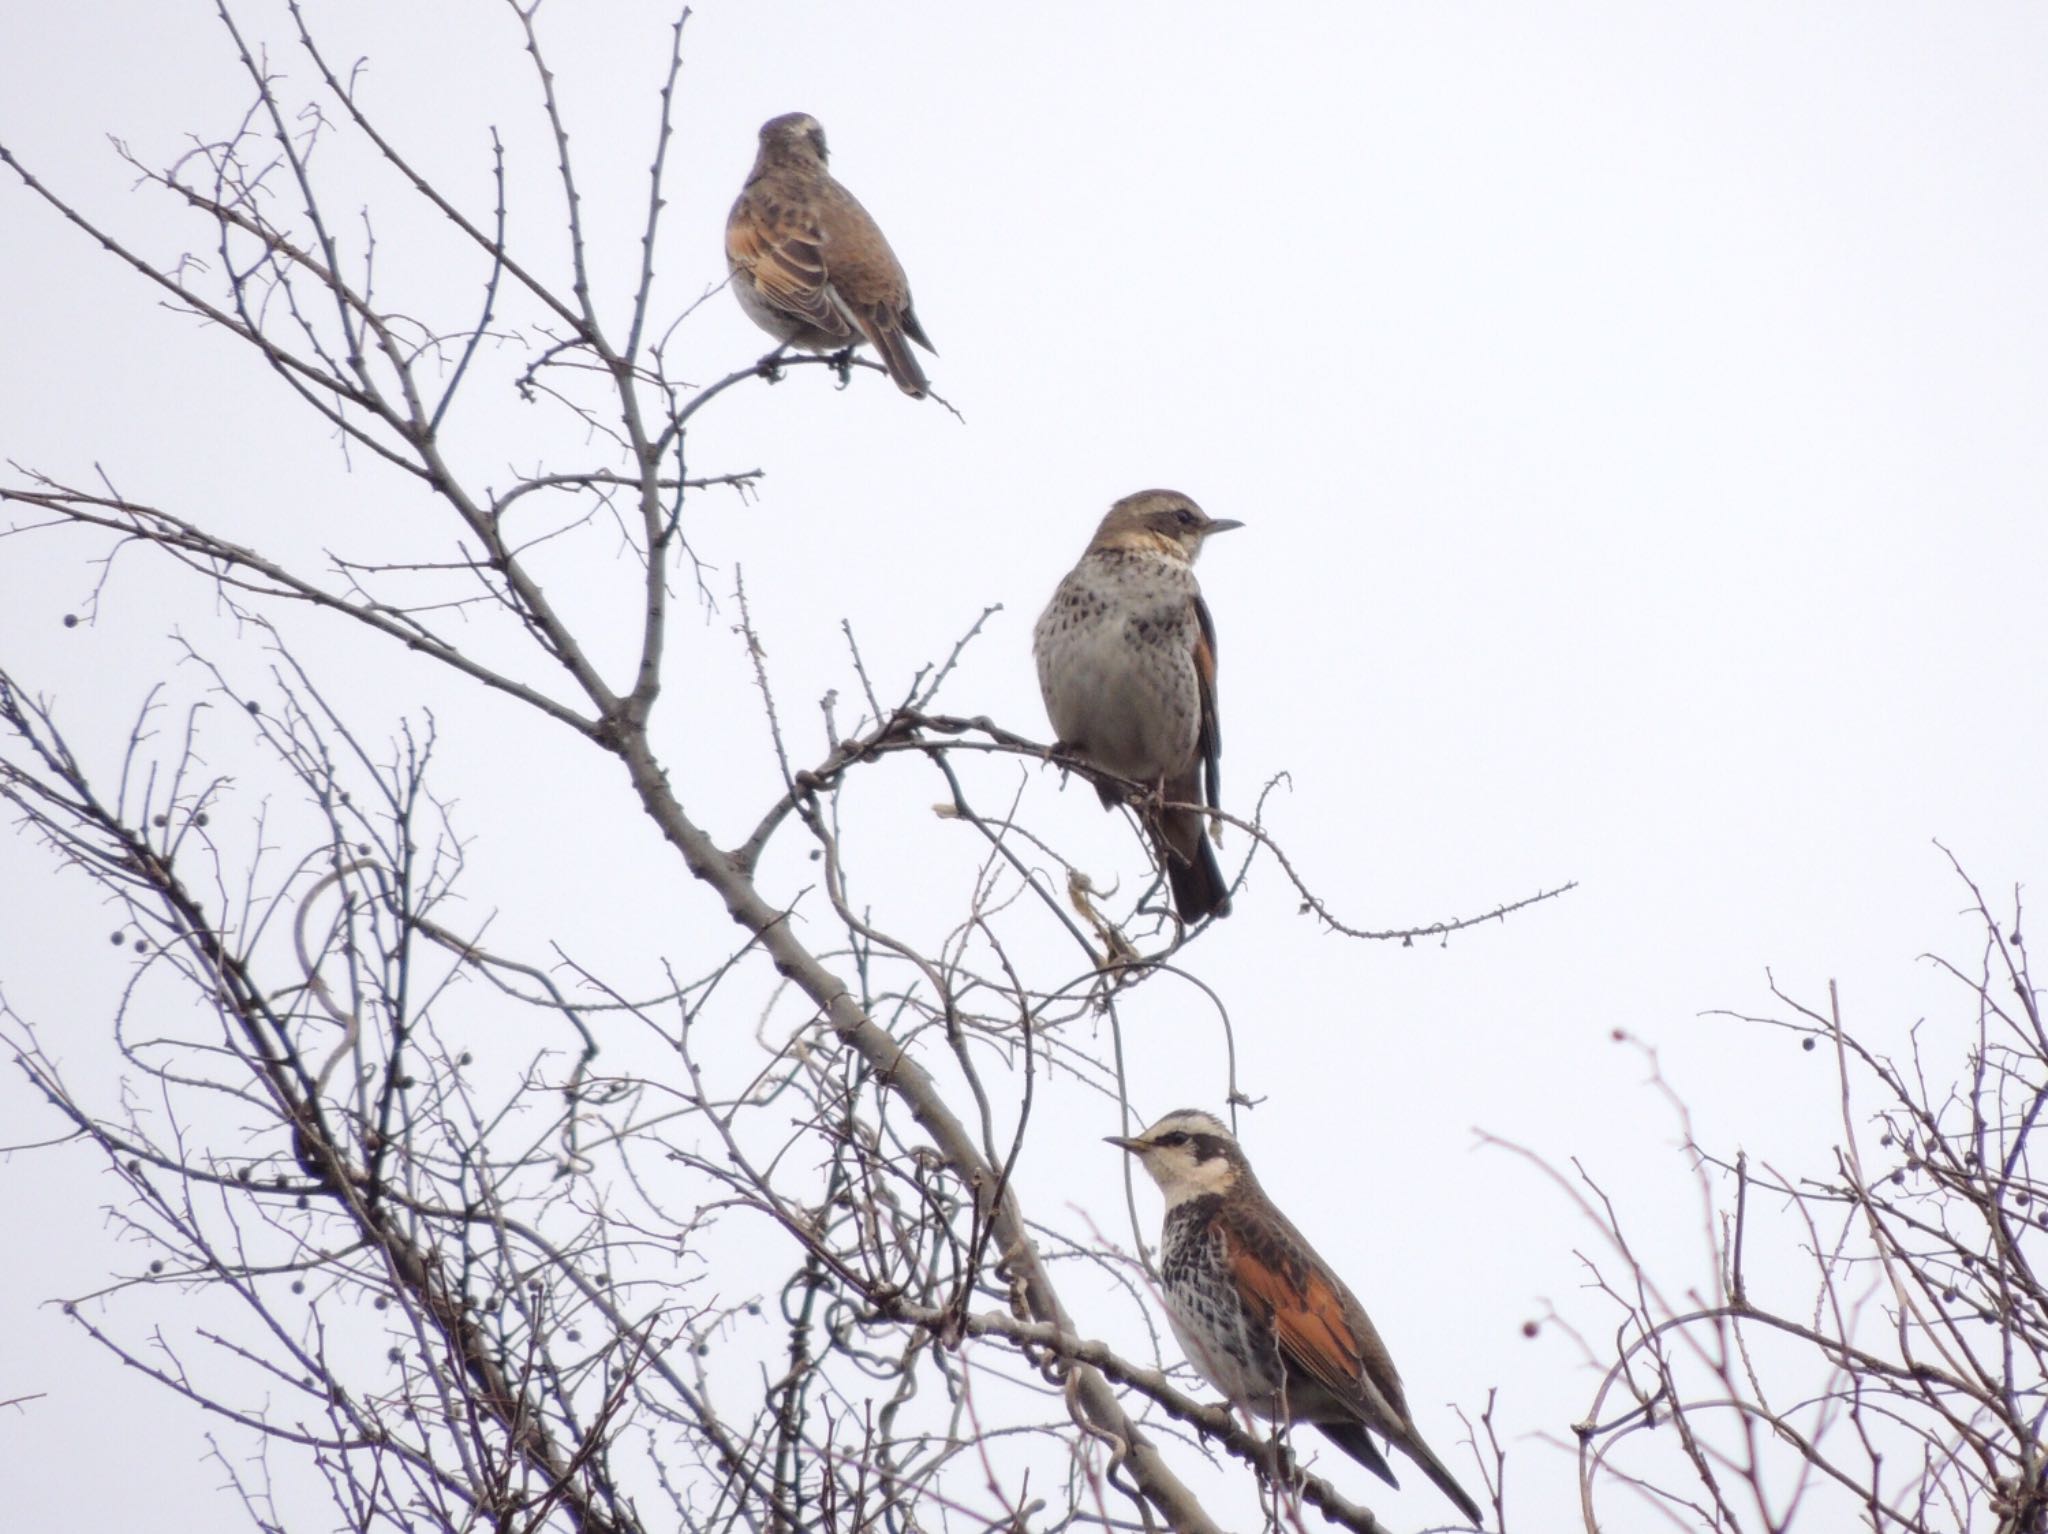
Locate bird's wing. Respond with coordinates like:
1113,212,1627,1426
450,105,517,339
1230,1203,1485,1526
808,188,928,381
726,193,846,336
900,303,937,355
1192,593,1223,812
1226,1203,1411,1430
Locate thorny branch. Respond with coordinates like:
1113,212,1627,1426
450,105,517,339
0,7,1555,1534
1490,890,2048,1534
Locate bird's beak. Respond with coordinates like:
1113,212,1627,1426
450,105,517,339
1202,518,1245,536
1103,1134,1147,1153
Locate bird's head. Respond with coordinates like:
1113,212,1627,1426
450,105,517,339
758,112,828,165
1107,1109,1248,1205
1086,490,1244,563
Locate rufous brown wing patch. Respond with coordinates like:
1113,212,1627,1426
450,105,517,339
1192,595,1222,812
1226,1226,1364,1405
729,205,842,334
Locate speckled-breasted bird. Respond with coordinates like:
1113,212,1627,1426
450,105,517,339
725,112,935,398
1108,1110,1486,1527
1033,490,1240,923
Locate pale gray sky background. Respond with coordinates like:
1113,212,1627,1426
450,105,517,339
3,3,2046,1529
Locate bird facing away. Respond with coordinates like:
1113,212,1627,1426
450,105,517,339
726,112,935,398
1108,1110,1486,1527
1033,490,1240,923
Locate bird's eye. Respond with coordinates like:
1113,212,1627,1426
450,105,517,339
1154,1131,1188,1148
1175,509,1197,526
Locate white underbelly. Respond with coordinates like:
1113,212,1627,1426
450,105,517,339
1037,621,1197,782
1165,1308,1279,1415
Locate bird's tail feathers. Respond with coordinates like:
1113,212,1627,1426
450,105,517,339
1400,1433,1487,1528
1157,808,1232,923
1312,1420,1399,1490
1314,1419,1486,1527
857,311,929,398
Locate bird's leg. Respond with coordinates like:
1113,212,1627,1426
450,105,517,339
829,346,857,389
1044,740,1080,788
1046,740,1122,806
755,345,792,384
1144,773,1177,825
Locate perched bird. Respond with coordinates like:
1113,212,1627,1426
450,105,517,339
1108,1110,1486,1527
1033,490,1241,923
726,112,935,398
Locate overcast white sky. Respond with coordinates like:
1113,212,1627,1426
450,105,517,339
4,4,2047,1530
